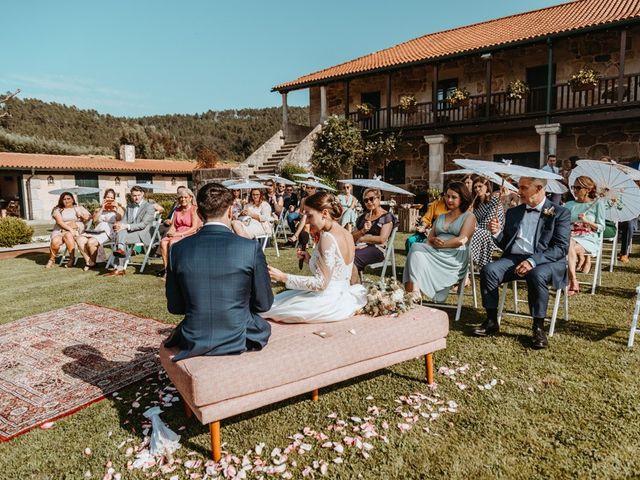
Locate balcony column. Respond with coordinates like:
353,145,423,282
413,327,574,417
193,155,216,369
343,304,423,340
535,123,562,167
281,92,288,139
320,85,328,122
424,134,448,190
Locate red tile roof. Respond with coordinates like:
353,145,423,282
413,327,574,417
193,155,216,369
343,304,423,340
274,0,640,91
0,152,198,174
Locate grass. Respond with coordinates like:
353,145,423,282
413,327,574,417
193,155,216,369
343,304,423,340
1,234,639,479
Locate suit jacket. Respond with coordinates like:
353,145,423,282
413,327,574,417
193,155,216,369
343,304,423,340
124,200,156,243
494,199,571,288
165,224,273,361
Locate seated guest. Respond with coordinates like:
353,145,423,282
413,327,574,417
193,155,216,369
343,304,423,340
165,182,272,361
405,190,448,253
289,184,318,245
265,181,283,218
351,188,398,281
403,182,476,302
473,177,571,349
337,183,358,232
470,177,504,269
565,176,605,295
106,186,156,276
46,192,91,269
283,184,298,213
158,188,201,278
231,189,245,218
75,188,124,271
231,188,273,239
159,185,187,238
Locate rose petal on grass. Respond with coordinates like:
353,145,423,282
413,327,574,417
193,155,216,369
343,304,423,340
40,422,55,430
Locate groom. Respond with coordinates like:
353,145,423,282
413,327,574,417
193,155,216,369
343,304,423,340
165,182,273,361
474,177,570,349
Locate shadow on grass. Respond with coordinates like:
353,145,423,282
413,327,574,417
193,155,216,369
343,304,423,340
16,251,48,265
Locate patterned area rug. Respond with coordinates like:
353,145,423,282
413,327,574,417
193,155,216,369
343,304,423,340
0,303,171,441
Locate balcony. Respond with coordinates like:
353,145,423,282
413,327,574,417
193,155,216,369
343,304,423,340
346,73,640,131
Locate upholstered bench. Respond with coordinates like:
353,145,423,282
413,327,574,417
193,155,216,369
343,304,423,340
159,306,449,460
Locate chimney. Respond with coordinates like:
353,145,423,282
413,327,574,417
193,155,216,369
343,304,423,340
119,144,135,162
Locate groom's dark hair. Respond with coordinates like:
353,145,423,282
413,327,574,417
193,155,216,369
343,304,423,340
197,182,234,219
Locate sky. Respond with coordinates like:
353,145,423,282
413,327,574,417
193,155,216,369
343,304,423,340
3,0,562,118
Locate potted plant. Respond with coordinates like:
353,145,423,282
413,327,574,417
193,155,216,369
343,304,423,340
568,67,600,92
398,94,418,113
507,79,529,100
446,87,470,107
356,103,375,120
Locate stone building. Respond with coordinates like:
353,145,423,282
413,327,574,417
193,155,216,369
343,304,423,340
0,152,195,221
272,0,640,192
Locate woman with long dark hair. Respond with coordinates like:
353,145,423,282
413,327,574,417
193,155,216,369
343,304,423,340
403,181,477,302
470,177,504,268
47,192,90,269
231,188,273,239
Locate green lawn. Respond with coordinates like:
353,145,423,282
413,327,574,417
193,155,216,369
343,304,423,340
1,235,639,479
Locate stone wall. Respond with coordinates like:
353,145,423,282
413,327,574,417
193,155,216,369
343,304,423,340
557,120,640,162
306,25,640,120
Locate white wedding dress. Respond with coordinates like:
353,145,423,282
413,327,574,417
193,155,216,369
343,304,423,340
261,231,367,323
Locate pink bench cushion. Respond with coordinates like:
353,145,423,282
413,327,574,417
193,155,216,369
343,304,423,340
160,306,448,409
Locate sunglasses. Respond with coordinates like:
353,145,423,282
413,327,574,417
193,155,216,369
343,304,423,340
364,196,378,203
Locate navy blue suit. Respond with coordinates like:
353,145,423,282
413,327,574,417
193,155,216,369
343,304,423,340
165,224,273,361
480,199,570,318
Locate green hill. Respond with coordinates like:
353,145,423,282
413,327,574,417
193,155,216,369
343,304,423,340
0,96,309,162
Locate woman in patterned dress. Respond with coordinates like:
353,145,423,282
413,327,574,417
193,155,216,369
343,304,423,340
470,177,504,268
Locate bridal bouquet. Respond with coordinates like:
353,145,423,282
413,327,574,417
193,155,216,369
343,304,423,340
363,279,416,317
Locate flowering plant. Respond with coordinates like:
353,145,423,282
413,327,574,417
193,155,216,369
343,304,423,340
362,279,416,317
446,87,470,105
507,80,529,100
398,94,418,111
568,68,600,89
356,103,375,117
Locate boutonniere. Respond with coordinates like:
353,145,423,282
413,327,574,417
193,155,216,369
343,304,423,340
542,206,556,218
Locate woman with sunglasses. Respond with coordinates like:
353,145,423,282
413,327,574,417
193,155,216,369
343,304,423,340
565,176,605,295
403,181,476,302
337,183,358,232
46,192,91,269
351,188,398,279
231,188,273,239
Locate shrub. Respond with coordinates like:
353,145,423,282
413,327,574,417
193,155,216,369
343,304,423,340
80,200,101,216
0,217,34,247
278,162,308,180
311,115,366,180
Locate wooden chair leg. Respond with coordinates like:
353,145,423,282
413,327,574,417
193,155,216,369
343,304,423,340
183,400,193,418
426,353,434,385
311,388,319,401
210,421,221,462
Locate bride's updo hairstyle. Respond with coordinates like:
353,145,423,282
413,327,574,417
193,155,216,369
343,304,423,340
304,191,343,221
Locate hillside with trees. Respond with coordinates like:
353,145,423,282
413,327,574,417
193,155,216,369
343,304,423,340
0,96,308,163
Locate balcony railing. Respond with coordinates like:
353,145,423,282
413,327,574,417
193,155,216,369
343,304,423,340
347,73,640,130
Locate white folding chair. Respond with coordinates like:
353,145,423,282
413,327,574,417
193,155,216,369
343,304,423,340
497,280,569,337
629,285,640,348
58,244,80,266
601,222,618,273
420,260,469,322
274,209,291,242
255,223,280,258
359,227,398,288
106,214,162,272
576,231,604,295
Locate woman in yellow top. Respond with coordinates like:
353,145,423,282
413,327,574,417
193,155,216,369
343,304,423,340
404,194,448,253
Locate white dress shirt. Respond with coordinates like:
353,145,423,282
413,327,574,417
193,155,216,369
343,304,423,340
204,221,231,230
510,197,547,259
541,164,560,174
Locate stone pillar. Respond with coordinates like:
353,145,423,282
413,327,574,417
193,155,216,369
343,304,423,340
424,134,448,190
320,85,327,122
535,123,562,166
281,92,288,139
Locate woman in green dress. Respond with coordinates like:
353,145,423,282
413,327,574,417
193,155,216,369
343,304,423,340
403,181,477,303
565,175,605,295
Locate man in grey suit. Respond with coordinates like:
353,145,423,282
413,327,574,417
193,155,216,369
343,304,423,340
165,182,273,361
106,185,156,276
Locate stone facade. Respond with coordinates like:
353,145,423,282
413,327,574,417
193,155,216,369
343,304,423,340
558,120,640,161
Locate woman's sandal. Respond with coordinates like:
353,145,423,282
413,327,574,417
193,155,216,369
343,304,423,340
64,255,75,268
45,258,55,269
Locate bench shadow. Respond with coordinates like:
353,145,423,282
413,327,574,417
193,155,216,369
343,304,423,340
16,252,49,265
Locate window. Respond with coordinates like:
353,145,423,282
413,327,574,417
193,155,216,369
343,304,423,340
436,79,458,110
136,174,153,192
74,173,99,204
384,160,405,185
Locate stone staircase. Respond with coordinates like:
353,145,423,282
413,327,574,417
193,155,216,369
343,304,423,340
250,141,299,178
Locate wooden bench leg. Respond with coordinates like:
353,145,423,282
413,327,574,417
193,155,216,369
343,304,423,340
425,353,434,385
311,388,319,401
210,421,221,462
183,400,193,419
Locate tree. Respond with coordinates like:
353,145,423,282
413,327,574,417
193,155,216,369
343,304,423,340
311,115,366,179
0,89,20,118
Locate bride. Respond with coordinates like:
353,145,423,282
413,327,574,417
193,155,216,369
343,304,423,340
262,191,367,323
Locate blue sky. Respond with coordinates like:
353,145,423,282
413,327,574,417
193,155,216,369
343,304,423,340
3,0,561,117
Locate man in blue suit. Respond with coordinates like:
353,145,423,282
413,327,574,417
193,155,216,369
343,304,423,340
474,177,570,349
165,183,273,361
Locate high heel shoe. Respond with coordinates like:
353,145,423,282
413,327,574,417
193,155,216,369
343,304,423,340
64,254,75,268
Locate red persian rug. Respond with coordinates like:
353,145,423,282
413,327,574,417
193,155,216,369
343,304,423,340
0,303,172,441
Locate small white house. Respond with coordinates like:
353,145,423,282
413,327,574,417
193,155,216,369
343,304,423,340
0,151,196,221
